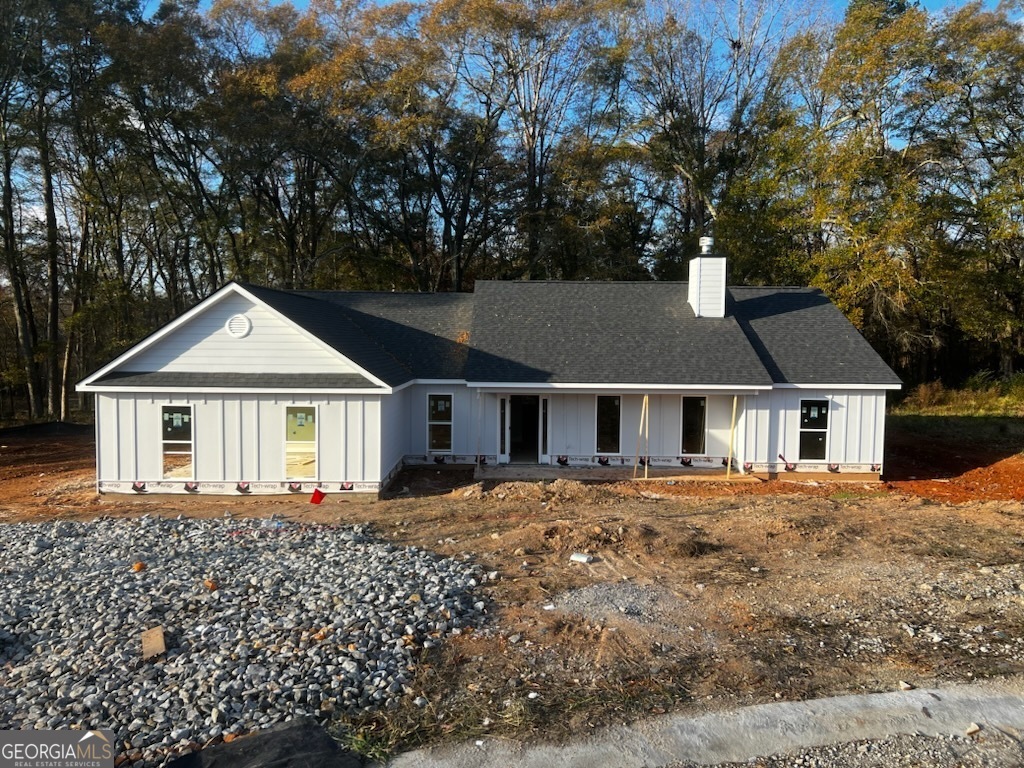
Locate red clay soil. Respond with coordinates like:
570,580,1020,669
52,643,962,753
883,422,1024,503
887,454,1024,503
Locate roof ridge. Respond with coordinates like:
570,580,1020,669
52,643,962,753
475,280,688,285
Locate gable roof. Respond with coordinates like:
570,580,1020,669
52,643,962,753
466,282,774,386
79,279,900,392
730,287,902,386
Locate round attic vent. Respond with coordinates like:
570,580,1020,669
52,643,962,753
225,314,252,338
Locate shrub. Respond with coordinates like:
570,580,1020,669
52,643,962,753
906,381,946,409
964,370,997,392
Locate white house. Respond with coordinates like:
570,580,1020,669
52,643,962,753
77,243,901,495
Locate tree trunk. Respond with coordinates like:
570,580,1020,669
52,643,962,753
37,99,61,417
1,142,43,418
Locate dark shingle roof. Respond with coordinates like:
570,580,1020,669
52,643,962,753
297,291,475,380
729,287,902,386
239,284,412,385
95,281,895,391
465,282,775,386
93,371,379,389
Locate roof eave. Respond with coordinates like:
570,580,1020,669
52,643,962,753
466,381,770,393
772,382,902,390
77,384,391,395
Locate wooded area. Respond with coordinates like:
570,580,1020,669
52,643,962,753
1,0,1022,419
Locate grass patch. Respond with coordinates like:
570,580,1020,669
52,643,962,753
330,640,696,760
828,490,889,502
894,378,1024,417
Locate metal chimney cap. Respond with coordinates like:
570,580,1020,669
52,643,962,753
699,236,714,254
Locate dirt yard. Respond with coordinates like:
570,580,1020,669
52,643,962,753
2,421,1024,757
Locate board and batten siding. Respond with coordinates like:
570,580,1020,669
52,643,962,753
95,392,382,484
124,292,358,374
404,384,479,459
543,393,739,459
379,389,410,479
743,389,887,470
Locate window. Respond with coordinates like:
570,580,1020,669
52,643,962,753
162,405,193,479
682,397,706,454
799,400,829,460
428,394,452,452
596,395,620,454
286,406,317,479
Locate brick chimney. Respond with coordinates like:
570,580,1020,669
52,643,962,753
687,236,726,318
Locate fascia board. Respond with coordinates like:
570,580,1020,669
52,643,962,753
466,382,768,393
77,386,392,395
773,383,902,391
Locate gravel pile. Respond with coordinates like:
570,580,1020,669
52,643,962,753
0,516,487,764
553,582,691,632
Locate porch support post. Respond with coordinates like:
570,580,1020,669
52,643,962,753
644,394,650,479
475,390,482,468
633,394,649,479
727,394,738,479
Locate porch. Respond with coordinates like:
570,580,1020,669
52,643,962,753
473,462,761,484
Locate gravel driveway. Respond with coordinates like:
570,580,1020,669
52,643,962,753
0,516,486,765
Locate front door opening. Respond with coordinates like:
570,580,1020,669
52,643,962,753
510,395,540,463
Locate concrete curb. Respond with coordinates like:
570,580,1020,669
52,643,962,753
387,678,1024,768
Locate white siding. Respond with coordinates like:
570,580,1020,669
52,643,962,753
687,256,726,318
125,292,358,374
480,393,499,456
743,388,888,470
543,393,738,460
404,384,478,458
380,389,409,479
549,394,597,455
95,392,383,485
706,396,736,456
648,395,681,456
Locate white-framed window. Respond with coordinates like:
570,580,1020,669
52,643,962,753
162,405,193,480
428,393,453,453
799,399,829,461
681,396,707,454
286,405,318,479
596,395,621,454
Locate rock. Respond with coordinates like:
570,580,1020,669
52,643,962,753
570,553,594,564
899,681,915,691
966,722,982,736
0,517,485,767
